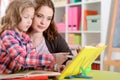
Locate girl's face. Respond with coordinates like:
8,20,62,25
32,6,53,33
16,7,35,33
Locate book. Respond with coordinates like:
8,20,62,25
68,34,81,44
58,43,106,80
0,70,61,79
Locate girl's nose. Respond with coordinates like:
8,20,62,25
28,19,32,25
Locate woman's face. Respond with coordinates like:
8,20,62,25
32,6,53,33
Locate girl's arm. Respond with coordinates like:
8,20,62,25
1,31,55,69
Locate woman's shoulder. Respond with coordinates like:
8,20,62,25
56,33,65,40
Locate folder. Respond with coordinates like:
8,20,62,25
68,34,75,44
0,0,1,5
68,7,73,31
72,6,81,31
70,0,74,3
68,0,70,3
74,34,81,44
74,0,81,3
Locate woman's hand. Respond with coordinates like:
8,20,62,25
57,64,66,72
54,64,65,72
54,52,69,65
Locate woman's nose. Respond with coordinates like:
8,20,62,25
40,18,46,25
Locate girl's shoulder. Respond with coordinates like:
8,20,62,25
1,30,15,37
22,33,31,41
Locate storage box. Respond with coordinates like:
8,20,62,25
56,23,66,32
87,15,100,31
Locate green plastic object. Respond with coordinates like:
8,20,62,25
85,65,91,72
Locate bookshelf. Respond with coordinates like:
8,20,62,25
53,0,102,70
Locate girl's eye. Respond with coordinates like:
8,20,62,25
24,15,32,19
24,16,29,19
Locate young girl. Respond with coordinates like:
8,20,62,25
0,0,55,74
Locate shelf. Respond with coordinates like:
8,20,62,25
94,61,100,64
52,0,67,8
54,0,102,70
83,31,101,33
55,4,66,8
84,0,101,4
68,2,82,6
68,31,82,34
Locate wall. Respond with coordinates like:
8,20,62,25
0,0,9,18
102,0,120,72
101,0,111,70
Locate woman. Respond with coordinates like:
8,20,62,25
27,0,72,71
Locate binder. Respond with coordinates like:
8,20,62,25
68,0,70,3
70,0,74,3
68,7,73,31
72,6,81,31
74,0,81,3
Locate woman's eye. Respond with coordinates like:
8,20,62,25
36,14,42,18
31,17,34,20
47,18,52,21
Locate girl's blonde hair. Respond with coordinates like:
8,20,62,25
0,0,35,34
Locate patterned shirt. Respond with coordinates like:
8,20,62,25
0,30,55,74
35,38,50,54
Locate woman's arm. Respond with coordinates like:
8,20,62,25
55,34,72,54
